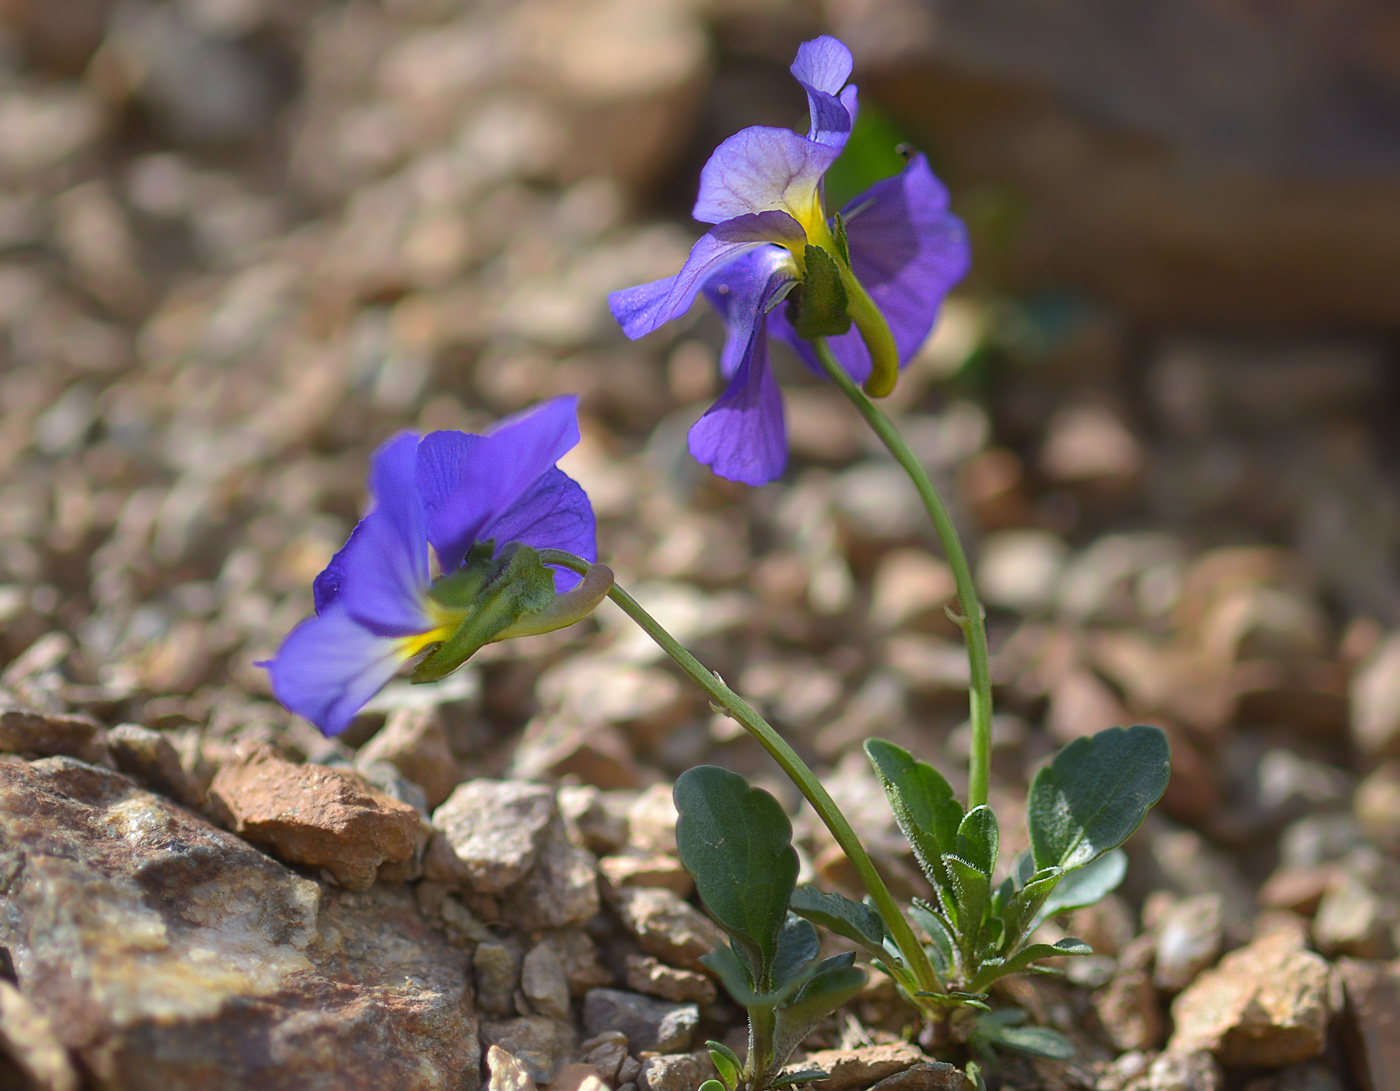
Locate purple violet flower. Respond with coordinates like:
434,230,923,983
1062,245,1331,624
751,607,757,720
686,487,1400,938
263,396,608,735
608,36,969,486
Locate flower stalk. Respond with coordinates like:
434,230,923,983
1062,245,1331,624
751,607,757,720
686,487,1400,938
808,337,994,810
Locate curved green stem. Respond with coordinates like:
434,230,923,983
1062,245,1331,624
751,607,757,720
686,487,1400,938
809,338,994,811
538,549,943,998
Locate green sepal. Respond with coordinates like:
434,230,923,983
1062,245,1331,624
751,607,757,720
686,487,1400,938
1028,724,1171,873
675,766,799,992
831,212,851,266
791,245,852,339
706,1041,743,1091
864,739,963,896
788,886,889,962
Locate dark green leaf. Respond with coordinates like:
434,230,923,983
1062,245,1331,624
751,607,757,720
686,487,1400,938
788,886,888,960
1037,849,1127,923
706,1042,743,1091
1028,725,1171,872
700,943,765,1008
986,1025,1075,1060
1013,850,1035,887
774,955,866,1059
770,1070,830,1089
831,213,851,266
1000,867,1063,950
972,939,1093,992
864,740,963,892
791,245,851,339
956,806,999,877
908,898,955,977
772,917,821,988
675,766,798,988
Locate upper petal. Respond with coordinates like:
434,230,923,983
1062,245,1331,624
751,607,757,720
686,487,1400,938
265,603,409,736
609,211,805,339
484,467,597,591
692,127,841,227
791,36,857,148
325,432,433,638
418,395,582,571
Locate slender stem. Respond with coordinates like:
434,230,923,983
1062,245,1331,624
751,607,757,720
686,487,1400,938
809,338,994,810
538,549,943,998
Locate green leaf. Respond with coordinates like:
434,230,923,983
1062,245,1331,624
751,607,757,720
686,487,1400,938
1028,725,1171,872
788,886,888,961
945,854,990,956
971,939,1092,992
772,917,821,988
700,943,766,1008
956,806,999,876
698,1081,726,1091
770,1070,830,1089
791,245,852,339
831,213,851,266
706,1041,743,1091
864,740,963,892
1000,866,1063,950
908,898,955,976
773,954,866,1060
1037,848,1127,923
986,1025,1075,1060
675,766,799,989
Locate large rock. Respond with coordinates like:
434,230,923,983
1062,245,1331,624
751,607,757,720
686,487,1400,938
0,757,478,1090
1168,929,1335,1066
427,779,557,892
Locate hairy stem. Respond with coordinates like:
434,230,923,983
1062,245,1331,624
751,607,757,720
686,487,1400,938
538,549,943,998
809,338,994,810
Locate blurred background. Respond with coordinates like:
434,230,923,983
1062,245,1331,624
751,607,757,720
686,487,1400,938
2,0,1400,1000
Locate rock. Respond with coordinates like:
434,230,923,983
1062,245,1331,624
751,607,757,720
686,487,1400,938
512,718,642,790
558,785,633,855
480,1016,569,1085
579,1030,629,1082
637,1050,715,1091
500,825,600,930
1354,762,1400,854
1274,1063,1344,1091
626,782,680,856
427,779,556,892
1258,865,1339,917
0,705,101,762
487,1044,538,1091
536,658,687,749
1313,874,1394,959
600,850,693,896
1094,969,1164,1051
869,549,956,631
1047,667,1130,745
0,979,79,1091
624,954,716,1004
358,705,460,809
976,530,1067,616
1040,403,1142,485
1154,894,1225,992
521,939,571,1021
866,1062,969,1091
1351,631,1400,757
611,886,725,971
1336,957,1400,1091
208,742,423,890
798,1043,928,1091
583,989,697,1054
475,941,523,1017
1147,1051,1223,1091
106,722,205,809
1168,929,1335,1066
552,1062,610,1091
0,757,478,1089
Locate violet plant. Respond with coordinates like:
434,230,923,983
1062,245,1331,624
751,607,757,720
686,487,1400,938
263,35,1170,1091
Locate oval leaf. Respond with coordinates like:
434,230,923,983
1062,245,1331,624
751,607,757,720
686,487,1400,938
675,766,798,984
1036,848,1127,925
865,739,963,891
789,886,888,960
1028,724,1170,872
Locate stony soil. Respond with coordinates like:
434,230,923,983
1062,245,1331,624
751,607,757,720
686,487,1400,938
0,2,1397,1091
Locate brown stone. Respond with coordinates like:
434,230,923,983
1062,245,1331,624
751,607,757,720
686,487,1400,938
624,954,716,1005
0,704,101,761
208,742,423,890
795,1043,928,1091
0,980,79,1091
358,705,460,809
1094,969,1165,1051
611,886,724,971
0,757,478,1090
600,850,693,896
867,1062,969,1091
1169,929,1335,1066
106,722,205,809
1337,958,1400,1091
428,779,557,893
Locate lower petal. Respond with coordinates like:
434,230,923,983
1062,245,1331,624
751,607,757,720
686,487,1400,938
688,326,787,486
265,604,410,736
